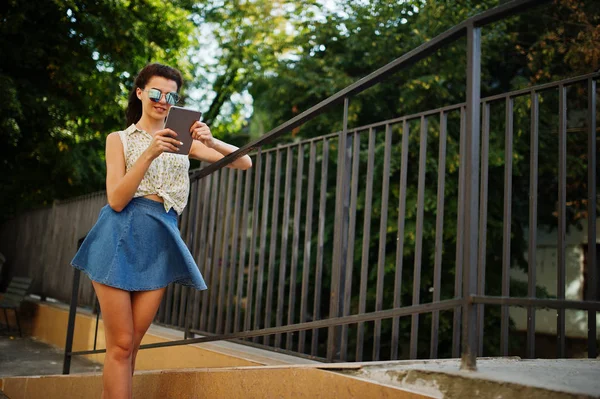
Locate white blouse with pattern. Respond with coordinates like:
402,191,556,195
118,124,190,214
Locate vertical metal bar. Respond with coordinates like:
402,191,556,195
527,91,539,359
191,179,206,332
177,196,193,330
184,182,200,337
216,169,235,334
340,131,360,360
171,284,182,328
195,172,212,330
410,116,428,360
234,168,252,333
312,139,329,356
93,300,100,351
501,96,514,357
275,148,293,347
245,150,263,333
287,144,304,350
453,107,466,359
391,121,409,360
179,286,190,330
264,151,282,345
356,127,375,362
63,268,80,375
431,111,448,359
200,171,219,331
253,153,272,341
299,142,317,354
328,97,350,361
476,103,490,358
372,125,392,361
557,85,567,358
208,169,228,332
225,170,243,334
556,85,567,358
460,24,481,371
586,78,597,359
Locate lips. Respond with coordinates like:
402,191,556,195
153,105,167,113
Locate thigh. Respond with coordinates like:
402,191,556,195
92,281,133,347
131,287,166,343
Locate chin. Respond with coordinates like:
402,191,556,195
151,108,168,119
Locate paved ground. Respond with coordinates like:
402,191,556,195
0,334,101,378
1,330,599,398
346,357,600,398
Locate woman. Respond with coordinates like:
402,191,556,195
71,63,252,399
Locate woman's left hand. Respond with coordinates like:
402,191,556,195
190,121,216,149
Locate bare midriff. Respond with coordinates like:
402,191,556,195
143,194,164,203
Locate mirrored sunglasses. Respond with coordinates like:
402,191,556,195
145,88,179,105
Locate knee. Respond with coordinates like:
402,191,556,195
108,334,134,361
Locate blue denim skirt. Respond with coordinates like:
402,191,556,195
71,197,208,291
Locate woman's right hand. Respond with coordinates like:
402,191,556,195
144,129,182,160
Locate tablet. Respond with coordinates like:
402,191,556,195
163,106,202,155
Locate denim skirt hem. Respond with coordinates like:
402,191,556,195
71,264,202,292
71,197,208,292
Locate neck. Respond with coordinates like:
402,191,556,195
135,115,164,135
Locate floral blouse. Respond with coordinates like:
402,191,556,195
118,124,190,214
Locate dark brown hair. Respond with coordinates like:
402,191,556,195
125,63,183,126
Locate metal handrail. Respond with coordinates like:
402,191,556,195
190,0,551,181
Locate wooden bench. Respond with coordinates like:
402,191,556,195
0,276,33,337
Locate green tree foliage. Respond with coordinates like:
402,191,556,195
188,0,321,144
0,0,198,219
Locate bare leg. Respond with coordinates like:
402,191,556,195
93,282,134,399
130,287,166,374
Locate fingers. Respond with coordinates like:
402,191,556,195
189,121,206,132
191,126,212,141
156,128,178,138
159,136,181,152
152,132,181,154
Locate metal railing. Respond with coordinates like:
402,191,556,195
48,0,599,372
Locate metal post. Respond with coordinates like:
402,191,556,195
586,78,597,358
460,23,481,371
557,85,567,358
527,91,539,359
63,268,81,375
327,97,350,361
93,297,100,351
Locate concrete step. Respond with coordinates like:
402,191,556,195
0,364,434,399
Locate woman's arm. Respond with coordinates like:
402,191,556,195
105,129,181,212
188,121,252,170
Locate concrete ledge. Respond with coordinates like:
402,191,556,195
19,299,317,370
0,365,434,399
343,358,600,399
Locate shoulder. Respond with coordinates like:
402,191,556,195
106,131,125,151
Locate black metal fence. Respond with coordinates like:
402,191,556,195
14,0,595,372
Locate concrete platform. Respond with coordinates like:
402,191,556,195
1,364,434,399
343,357,600,399
0,335,101,378
3,299,600,398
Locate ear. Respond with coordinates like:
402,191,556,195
136,87,143,101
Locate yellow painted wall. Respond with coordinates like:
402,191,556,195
1,366,432,399
26,301,261,370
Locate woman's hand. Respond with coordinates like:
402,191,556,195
144,128,181,160
191,121,216,149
